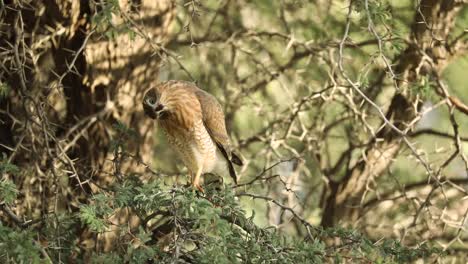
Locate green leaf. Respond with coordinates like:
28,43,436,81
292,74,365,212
0,224,42,263
0,179,18,204
79,205,108,232
0,154,20,175
0,82,10,99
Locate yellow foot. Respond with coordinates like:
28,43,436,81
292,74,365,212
193,182,205,193
192,166,204,193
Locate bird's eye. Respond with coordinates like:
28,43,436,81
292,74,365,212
146,97,156,105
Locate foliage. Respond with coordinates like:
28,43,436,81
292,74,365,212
0,224,43,264
0,82,10,99
0,156,19,204
35,120,452,262
0,179,18,205
91,0,136,40
0,126,444,262
0,154,20,175
40,175,446,262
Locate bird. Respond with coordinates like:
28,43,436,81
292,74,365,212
142,80,243,192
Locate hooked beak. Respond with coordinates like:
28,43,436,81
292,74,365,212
143,103,167,120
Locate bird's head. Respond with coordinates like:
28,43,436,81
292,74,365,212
142,87,168,120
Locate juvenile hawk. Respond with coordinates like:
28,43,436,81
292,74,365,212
142,80,243,192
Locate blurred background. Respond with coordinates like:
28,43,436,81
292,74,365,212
160,0,468,237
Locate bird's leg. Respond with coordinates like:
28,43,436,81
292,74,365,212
218,174,224,185
187,171,193,188
192,166,204,193
175,172,180,187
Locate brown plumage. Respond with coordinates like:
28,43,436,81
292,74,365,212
142,80,243,192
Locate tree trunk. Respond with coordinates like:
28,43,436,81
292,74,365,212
0,0,174,252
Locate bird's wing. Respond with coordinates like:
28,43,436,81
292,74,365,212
194,89,230,147
194,89,241,183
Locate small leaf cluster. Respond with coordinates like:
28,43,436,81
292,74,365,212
0,155,19,204
110,122,139,152
0,179,18,205
0,224,42,263
91,0,137,40
411,76,437,101
0,82,10,99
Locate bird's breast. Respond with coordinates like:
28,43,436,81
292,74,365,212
159,119,226,175
191,120,219,173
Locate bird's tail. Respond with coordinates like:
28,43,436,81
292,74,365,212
231,151,243,166
226,151,243,184
216,143,243,184
226,160,238,185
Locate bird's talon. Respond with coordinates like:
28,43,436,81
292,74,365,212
194,184,204,193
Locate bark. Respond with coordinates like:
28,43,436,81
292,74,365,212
0,0,174,252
